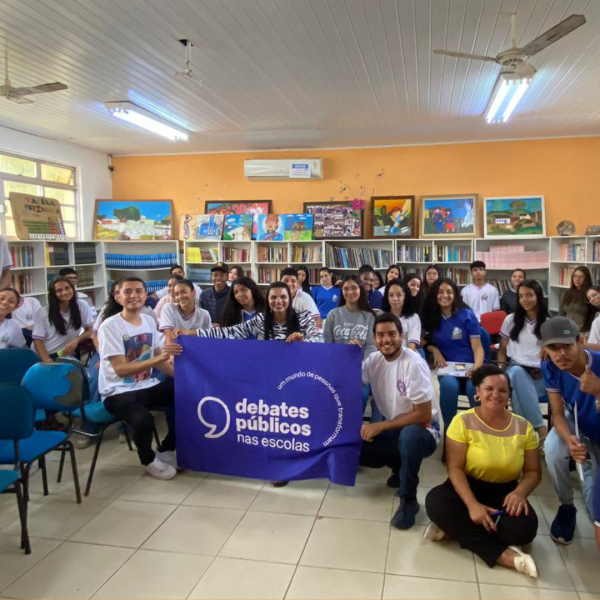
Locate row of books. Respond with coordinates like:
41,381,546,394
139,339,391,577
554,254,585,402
46,243,70,266
437,268,470,285
10,273,35,294
475,250,549,269
292,246,322,263
397,245,432,263
9,245,36,268
186,247,219,263
257,246,288,263
187,268,212,284
326,246,392,269
257,268,285,284
558,243,585,262
592,241,600,262
559,268,577,286
223,248,250,263
108,279,168,293
73,243,98,265
435,245,472,263
104,253,178,269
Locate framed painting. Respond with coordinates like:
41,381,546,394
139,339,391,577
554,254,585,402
223,214,253,241
204,200,272,239
483,196,546,238
420,194,478,239
303,201,363,239
179,214,224,241
371,196,415,238
94,199,174,240
256,214,314,242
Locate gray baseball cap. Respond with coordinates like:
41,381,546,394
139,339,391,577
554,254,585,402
540,317,579,347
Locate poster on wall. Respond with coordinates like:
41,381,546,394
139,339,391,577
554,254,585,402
179,214,224,241
9,192,67,240
94,199,174,240
371,196,415,238
483,196,546,238
420,194,478,238
204,200,272,240
303,202,363,239
256,214,314,241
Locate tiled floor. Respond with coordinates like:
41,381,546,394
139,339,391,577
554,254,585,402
0,427,598,600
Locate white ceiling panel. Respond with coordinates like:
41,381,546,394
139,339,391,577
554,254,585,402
0,0,597,155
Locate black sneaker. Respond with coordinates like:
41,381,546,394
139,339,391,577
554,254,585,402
550,504,577,545
391,498,420,530
386,469,400,488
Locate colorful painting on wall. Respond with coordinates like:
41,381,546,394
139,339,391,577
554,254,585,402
483,196,546,238
94,199,173,240
179,214,224,241
223,214,253,241
204,200,272,239
420,195,478,238
371,196,415,238
256,214,314,242
303,202,363,239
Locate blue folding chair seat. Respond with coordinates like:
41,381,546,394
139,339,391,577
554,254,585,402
0,431,66,462
0,470,20,492
73,403,120,425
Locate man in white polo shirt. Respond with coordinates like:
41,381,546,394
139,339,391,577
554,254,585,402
461,260,500,321
0,235,13,288
281,267,322,328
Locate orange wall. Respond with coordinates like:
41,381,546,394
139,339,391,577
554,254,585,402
111,137,600,237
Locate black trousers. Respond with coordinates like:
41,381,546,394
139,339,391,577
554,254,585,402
425,477,538,568
104,380,175,466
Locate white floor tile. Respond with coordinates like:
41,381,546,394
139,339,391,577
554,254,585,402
91,550,212,599
480,584,579,599
249,479,329,516
354,466,393,485
579,594,600,599
287,566,384,599
387,526,477,582
183,474,264,510
189,557,294,599
70,499,175,548
3,541,133,599
319,482,395,522
417,459,450,488
143,505,244,556
300,517,389,573
559,537,600,593
220,511,315,564
383,574,479,599
72,465,145,499
0,492,46,530
118,472,203,505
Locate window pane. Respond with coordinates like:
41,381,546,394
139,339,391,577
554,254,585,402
0,155,36,178
64,222,77,238
6,218,15,237
44,187,75,205
5,202,12,218
4,181,43,197
59,205,75,221
41,164,74,186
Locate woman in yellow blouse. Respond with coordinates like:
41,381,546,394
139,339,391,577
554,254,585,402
425,364,541,578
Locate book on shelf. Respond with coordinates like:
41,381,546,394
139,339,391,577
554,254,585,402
9,245,35,268
222,247,250,263
257,245,288,263
435,245,471,263
291,246,322,263
10,273,35,294
186,247,219,263
326,246,392,269
559,267,576,286
437,267,469,285
46,242,69,266
74,243,97,265
476,245,549,269
104,253,178,268
75,267,94,287
187,267,212,284
258,267,285,284
397,244,432,263
559,243,585,262
591,267,600,284
593,241,600,263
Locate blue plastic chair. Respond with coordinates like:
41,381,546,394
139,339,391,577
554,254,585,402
0,384,35,554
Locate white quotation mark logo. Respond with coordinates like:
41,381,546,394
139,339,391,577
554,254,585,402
197,396,231,439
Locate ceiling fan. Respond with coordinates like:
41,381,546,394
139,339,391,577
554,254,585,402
1,50,68,104
435,13,587,78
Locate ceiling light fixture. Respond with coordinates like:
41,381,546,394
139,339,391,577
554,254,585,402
104,101,190,141
485,68,534,124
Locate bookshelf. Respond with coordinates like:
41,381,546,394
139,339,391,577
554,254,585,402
8,241,47,302
548,236,587,313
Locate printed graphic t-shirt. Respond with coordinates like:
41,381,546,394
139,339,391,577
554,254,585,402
98,313,160,399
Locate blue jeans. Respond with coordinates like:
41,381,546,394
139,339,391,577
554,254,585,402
438,376,475,432
506,364,545,429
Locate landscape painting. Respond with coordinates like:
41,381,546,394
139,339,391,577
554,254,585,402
205,200,272,239
484,196,546,238
420,195,478,238
223,214,253,241
95,200,173,240
256,214,314,242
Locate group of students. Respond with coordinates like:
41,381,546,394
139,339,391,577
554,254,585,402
2,230,600,579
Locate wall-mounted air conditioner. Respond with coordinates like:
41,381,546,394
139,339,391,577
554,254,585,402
244,159,323,180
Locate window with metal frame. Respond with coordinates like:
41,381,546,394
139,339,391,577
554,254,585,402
0,152,79,239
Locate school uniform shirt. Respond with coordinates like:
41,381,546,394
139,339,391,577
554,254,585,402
159,303,211,332
292,290,320,321
311,286,340,319
400,314,421,348
362,348,440,442
77,291,97,320
461,283,500,320
0,235,12,272
499,313,541,368
198,310,323,342
447,409,538,484
32,299,94,355
10,296,42,329
324,306,376,358
542,349,600,446
0,318,26,349
432,308,480,363
156,282,202,299
367,289,383,310
98,313,161,399
588,316,600,345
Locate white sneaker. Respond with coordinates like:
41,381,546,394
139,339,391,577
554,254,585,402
155,450,178,470
145,458,176,480
423,521,446,542
510,546,538,578
75,435,92,450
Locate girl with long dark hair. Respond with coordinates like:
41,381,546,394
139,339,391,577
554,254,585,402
585,285,600,351
500,269,526,315
217,276,265,328
404,272,425,313
296,265,312,294
385,264,403,284
0,287,26,348
497,280,550,444
559,266,595,333
160,280,211,344
382,279,420,351
422,265,440,295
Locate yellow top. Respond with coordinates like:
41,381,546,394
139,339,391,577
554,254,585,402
446,408,539,483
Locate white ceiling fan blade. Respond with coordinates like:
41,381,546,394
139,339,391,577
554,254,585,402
6,96,34,104
521,14,586,57
9,82,68,97
434,49,498,63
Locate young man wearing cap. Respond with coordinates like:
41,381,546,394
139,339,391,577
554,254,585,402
280,267,322,328
541,316,600,545
199,262,230,325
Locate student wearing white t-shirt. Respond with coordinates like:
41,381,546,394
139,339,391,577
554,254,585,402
0,287,26,349
382,279,421,351
281,267,322,328
360,313,440,530
159,279,211,343
0,235,12,288
498,280,550,444
461,261,500,321
98,277,183,480
10,295,41,330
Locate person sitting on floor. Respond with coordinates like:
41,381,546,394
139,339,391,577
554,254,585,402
359,312,440,530
425,364,541,578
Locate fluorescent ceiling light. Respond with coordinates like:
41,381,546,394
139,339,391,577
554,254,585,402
485,70,534,124
104,101,190,141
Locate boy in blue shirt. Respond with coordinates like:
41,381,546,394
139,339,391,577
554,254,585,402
541,317,600,545
311,267,340,319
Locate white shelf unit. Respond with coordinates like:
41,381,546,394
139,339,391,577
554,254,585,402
7,241,48,303
548,236,587,313
289,241,324,285
254,241,290,286
325,239,394,282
